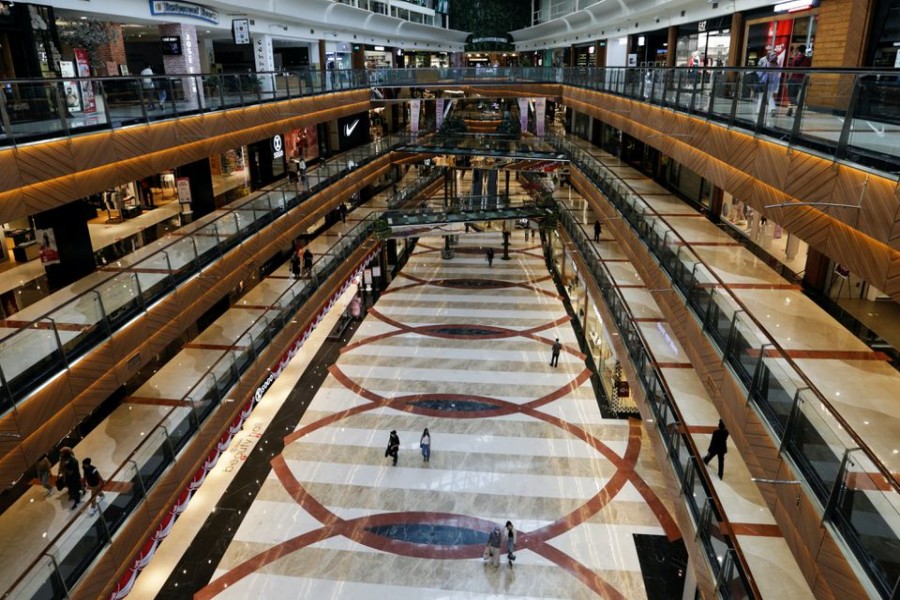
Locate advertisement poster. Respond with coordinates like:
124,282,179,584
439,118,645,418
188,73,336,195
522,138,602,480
285,126,319,163
518,98,529,133
176,177,192,204
410,99,421,134
435,98,445,130
37,228,60,266
59,61,82,113
73,49,96,114
535,97,546,137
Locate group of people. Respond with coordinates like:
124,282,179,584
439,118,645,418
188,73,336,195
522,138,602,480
290,246,314,279
383,430,518,566
384,428,431,466
35,448,106,515
752,45,811,120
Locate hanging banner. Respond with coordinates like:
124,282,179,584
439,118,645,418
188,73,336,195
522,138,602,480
535,97,546,137
409,99,421,134
74,49,96,114
518,98,529,133
435,98,445,130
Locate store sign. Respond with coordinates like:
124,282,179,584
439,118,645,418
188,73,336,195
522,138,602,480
149,1,219,24
773,0,815,12
232,18,250,45
272,134,284,159
176,177,192,204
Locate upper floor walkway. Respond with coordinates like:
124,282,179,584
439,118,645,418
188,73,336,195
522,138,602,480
2,67,897,179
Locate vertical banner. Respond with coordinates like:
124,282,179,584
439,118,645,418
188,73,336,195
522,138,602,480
60,61,82,113
435,98,445,130
37,228,60,266
410,99,421,134
253,34,275,94
535,97,546,137
517,98,529,133
74,49,96,114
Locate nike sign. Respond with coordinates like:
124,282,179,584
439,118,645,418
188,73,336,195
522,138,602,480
344,119,360,138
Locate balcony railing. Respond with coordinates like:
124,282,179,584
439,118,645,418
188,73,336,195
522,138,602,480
557,207,756,598
2,173,442,599
0,133,411,416
555,135,900,598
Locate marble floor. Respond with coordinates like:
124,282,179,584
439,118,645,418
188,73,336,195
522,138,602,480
184,228,687,600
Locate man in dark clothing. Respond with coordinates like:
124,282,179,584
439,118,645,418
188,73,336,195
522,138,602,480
486,247,494,267
386,430,400,466
59,447,83,509
703,419,729,479
290,252,301,279
303,248,314,277
594,220,602,242
550,338,561,367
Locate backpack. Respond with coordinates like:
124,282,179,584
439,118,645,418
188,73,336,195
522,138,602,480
84,465,101,487
488,528,501,547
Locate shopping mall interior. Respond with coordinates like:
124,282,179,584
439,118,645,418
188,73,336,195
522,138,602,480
0,0,898,598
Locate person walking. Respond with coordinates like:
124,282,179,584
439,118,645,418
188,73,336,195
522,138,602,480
386,430,400,466
703,419,729,480
505,521,517,565
420,428,431,463
550,338,561,367
140,64,157,109
303,248,314,278
594,219,602,242
290,251,301,279
486,247,494,267
36,454,53,496
82,458,106,516
484,526,503,568
59,447,83,509
338,202,348,224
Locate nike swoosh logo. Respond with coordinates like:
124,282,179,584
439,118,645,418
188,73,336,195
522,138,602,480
344,119,360,137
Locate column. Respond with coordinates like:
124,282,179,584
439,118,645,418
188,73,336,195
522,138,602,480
32,201,95,291
175,158,215,220
95,23,126,76
159,23,203,109
666,27,678,67
253,34,276,95
785,233,801,261
199,37,215,73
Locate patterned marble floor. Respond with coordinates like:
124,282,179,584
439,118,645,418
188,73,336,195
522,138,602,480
195,230,682,599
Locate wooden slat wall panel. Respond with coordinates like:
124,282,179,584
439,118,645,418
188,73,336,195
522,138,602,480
561,86,900,302
0,91,370,222
75,239,379,600
0,156,390,488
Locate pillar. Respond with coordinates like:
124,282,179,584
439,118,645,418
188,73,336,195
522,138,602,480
159,23,202,108
175,158,215,220
199,37,215,73
318,39,328,74
785,233,801,261
803,246,832,295
33,201,95,291
806,0,876,110
253,34,276,94
727,12,744,67
95,23,126,76
666,26,677,67
351,45,365,70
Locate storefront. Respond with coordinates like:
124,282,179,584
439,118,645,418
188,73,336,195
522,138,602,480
675,17,732,67
247,134,287,190
742,2,818,68
718,192,809,277
209,146,251,206
364,46,393,69
867,0,900,67
630,27,669,67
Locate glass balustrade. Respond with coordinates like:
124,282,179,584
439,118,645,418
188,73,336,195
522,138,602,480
3,204,384,599
556,207,754,597
0,133,408,412
3,67,897,175
558,136,900,597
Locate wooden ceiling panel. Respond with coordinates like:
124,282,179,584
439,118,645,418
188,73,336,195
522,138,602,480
783,150,837,204
69,131,116,172
16,139,77,187
751,139,791,190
